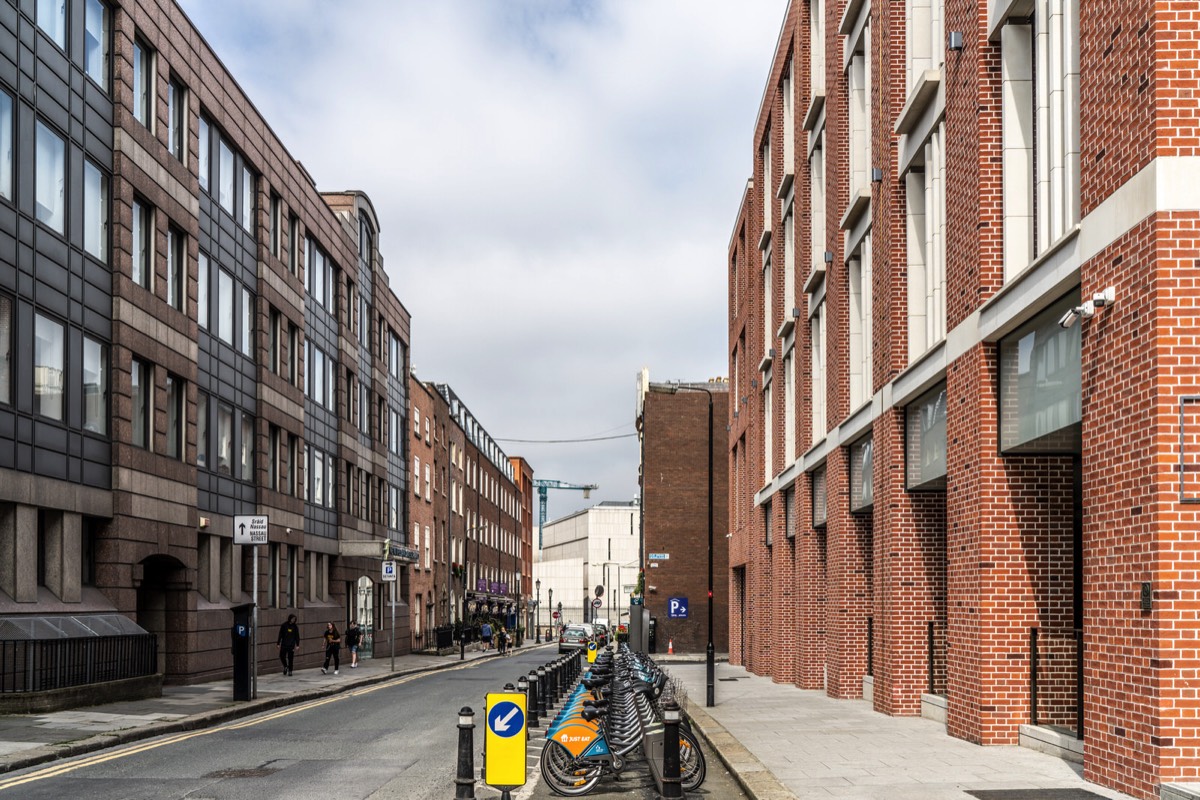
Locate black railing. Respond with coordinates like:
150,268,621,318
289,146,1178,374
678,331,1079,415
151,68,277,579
0,635,158,694
1029,626,1084,739
435,625,454,649
867,616,874,677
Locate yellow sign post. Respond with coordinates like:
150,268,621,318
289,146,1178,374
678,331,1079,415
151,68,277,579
484,691,527,791
587,640,599,664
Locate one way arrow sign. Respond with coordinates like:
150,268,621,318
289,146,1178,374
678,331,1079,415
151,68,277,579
233,515,269,545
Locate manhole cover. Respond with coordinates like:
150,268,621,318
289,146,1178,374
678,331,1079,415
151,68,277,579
203,768,280,779
966,790,1111,800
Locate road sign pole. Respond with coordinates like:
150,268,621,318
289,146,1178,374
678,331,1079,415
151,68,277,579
390,577,396,672
251,543,258,700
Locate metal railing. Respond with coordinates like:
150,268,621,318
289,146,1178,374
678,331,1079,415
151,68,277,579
926,620,946,696
1029,627,1083,739
0,634,158,694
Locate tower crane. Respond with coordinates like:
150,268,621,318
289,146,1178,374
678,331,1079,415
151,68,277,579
533,479,598,549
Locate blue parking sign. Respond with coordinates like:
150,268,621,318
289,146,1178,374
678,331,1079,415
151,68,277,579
668,597,688,618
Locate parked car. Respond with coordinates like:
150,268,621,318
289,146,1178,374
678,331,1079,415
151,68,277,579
590,622,609,647
559,624,592,653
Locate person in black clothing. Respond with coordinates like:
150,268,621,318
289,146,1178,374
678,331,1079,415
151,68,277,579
321,622,342,675
277,614,300,675
345,620,362,668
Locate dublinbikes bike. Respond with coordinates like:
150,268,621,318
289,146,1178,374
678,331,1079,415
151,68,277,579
538,646,706,796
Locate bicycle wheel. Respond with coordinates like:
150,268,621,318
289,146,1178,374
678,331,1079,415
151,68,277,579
539,740,603,797
679,729,707,791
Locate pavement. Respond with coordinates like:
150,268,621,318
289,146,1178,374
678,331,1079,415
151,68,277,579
0,644,1141,800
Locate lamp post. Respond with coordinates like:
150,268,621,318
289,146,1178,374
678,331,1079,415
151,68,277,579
536,580,541,643
548,588,553,638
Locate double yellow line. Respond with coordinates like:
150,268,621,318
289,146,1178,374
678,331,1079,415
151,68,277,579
0,661,477,793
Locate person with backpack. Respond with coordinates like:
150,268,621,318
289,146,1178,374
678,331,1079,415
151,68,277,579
345,620,362,668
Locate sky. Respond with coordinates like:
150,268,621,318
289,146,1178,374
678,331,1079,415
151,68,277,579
177,0,786,525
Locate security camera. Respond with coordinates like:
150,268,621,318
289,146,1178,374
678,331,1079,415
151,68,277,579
1059,300,1095,329
1092,286,1116,308
1058,308,1079,329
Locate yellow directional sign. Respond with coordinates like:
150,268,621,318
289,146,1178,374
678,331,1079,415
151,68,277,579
484,692,527,788
587,641,599,664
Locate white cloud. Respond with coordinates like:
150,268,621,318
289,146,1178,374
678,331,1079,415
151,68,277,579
179,0,785,519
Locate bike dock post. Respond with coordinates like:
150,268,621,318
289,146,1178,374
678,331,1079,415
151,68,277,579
660,699,683,798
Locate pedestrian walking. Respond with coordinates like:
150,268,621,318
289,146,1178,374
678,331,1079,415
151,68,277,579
277,614,300,676
480,620,493,651
321,622,342,675
497,626,508,655
345,620,362,668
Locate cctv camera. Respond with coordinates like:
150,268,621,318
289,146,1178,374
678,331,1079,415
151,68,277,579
1058,308,1079,329
1059,300,1095,329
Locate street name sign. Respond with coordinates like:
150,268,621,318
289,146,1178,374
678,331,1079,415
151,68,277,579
485,692,527,788
233,515,268,545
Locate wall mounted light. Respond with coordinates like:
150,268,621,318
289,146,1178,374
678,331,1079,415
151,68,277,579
948,31,964,51
871,167,884,183
824,250,834,263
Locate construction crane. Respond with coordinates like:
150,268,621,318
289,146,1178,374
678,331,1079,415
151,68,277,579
534,479,598,549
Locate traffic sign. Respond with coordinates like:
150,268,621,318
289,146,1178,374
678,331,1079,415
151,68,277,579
587,641,599,664
591,598,603,609
552,611,560,619
594,584,604,598
668,597,689,619
233,515,268,545
484,693,527,788
381,561,397,582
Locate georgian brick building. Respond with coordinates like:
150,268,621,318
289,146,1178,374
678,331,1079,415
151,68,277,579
0,0,413,685
729,1,1200,797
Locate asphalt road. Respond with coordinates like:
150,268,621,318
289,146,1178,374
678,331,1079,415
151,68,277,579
0,648,745,799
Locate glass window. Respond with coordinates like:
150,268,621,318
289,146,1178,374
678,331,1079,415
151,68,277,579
166,375,183,459
133,38,152,129
268,425,279,490
288,323,298,384
288,214,298,274
84,0,108,89
83,336,106,434
241,413,254,482
326,352,335,411
218,138,234,214
130,358,149,448
240,166,254,231
905,383,947,490
198,116,210,192
168,78,185,162
812,468,827,527
217,403,233,475
240,286,253,357
850,436,874,512
167,226,183,310
313,448,324,506
37,0,66,48
83,160,107,261
132,199,151,288
312,347,324,404
35,121,65,233
326,453,335,509
217,269,234,344
270,194,280,257
999,293,1083,453
197,393,208,468
0,296,10,405
34,314,65,421
198,252,209,328
269,308,280,374
0,92,11,201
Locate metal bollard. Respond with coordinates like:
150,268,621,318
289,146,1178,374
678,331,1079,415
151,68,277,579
537,666,549,716
455,706,477,800
528,670,542,724
522,673,539,728
661,700,682,798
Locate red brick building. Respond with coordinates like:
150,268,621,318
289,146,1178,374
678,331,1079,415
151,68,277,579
636,376,730,656
729,2,1200,797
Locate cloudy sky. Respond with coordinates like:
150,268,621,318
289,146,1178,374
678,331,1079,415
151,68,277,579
177,0,785,525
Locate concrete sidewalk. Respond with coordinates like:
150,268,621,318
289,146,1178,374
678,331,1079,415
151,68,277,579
0,642,524,776
666,661,1136,800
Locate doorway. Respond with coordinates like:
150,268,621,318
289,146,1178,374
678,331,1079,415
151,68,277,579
135,555,188,681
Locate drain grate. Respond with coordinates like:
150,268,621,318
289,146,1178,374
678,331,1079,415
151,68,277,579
966,790,1112,800
203,768,280,779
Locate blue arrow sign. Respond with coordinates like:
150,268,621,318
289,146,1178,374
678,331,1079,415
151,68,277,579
487,701,524,738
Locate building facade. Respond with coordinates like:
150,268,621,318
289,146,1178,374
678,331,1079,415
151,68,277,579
636,374,729,656
534,500,641,636
729,1,1200,797
0,0,413,686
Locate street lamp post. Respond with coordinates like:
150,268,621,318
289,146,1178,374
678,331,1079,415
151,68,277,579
547,588,553,638
536,579,542,643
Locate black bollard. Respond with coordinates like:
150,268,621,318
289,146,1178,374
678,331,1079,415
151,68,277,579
661,699,682,798
537,666,549,715
455,706,477,800
523,673,540,728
